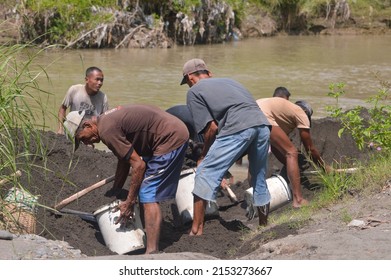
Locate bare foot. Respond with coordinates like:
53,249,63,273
189,230,202,236
292,198,309,208
189,224,203,236
145,249,161,254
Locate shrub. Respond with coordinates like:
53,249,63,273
326,74,391,151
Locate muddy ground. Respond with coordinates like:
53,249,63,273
2,116,376,259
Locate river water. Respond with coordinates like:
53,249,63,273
34,35,391,131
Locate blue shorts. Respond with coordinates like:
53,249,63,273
139,142,188,203
193,125,271,207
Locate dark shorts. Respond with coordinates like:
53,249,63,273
139,142,188,203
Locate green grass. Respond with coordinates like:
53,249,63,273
0,42,53,232
265,151,390,233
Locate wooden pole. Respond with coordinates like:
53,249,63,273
53,175,115,210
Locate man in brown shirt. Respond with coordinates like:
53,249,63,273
257,97,330,208
63,105,189,254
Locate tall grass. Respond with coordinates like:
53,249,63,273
0,42,52,230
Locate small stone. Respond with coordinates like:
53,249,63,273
348,219,366,227
0,230,13,240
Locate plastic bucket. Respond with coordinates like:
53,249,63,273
93,200,145,255
175,169,219,224
245,174,292,216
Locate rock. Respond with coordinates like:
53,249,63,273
0,230,13,240
347,219,366,228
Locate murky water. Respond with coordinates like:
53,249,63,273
33,35,391,131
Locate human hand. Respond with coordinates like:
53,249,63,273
220,178,230,189
114,199,135,225
324,165,334,174
57,127,64,134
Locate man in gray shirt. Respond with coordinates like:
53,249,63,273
180,58,271,235
57,66,108,134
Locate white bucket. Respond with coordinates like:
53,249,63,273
93,200,145,255
245,174,292,217
175,169,219,224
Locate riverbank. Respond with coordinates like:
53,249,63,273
1,2,390,47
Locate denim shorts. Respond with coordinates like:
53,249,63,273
193,125,271,207
139,142,188,203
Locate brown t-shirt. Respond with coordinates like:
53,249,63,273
256,97,310,135
97,105,189,159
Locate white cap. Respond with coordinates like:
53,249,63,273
63,110,85,150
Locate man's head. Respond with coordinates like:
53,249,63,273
295,100,313,126
63,111,100,150
180,58,211,87
85,66,104,95
273,87,291,100
63,110,86,150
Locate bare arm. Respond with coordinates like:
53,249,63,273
299,128,328,170
57,105,67,134
115,149,146,224
198,120,218,165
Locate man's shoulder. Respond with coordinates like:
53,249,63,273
66,84,84,94
204,77,237,84
68,84,84,90
197,77,244,90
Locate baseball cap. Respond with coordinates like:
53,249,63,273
295,100,313,126
63,110,85,150
180,58,209,85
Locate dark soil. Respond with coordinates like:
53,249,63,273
3,117,373,259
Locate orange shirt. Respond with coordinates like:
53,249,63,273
256,97,310,135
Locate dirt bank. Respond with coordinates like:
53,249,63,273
2,116,384,259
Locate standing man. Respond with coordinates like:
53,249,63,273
180,58,271,235
57,66,108,134
63,105,189,254
256,97,331,208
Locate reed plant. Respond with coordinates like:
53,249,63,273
0,42,52,231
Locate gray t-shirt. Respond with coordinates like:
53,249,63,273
186,78,270,137
61,84,109,117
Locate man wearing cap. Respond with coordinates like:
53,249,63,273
180,58,271,236
63,105,189,254
256,97,331,208
57,66,108,134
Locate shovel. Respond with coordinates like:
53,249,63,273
52,208,97,222
53,175,115,210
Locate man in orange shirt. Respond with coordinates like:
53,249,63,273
257,97,331,208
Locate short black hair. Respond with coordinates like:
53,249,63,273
85,66,102,77
273,87,291,99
